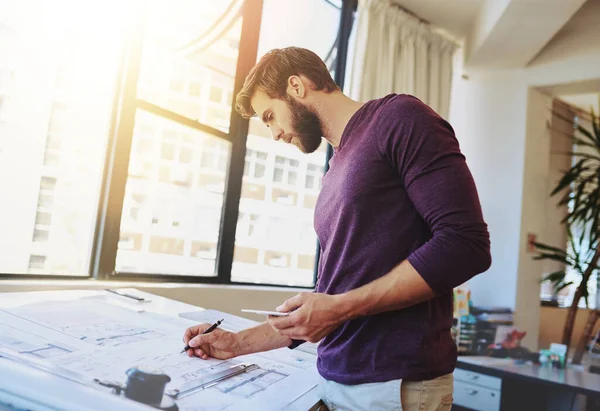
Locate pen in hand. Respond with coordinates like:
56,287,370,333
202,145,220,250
181,319,224,353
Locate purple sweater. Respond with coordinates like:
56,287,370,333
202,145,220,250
313,94,491,384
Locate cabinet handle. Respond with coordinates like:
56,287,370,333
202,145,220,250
468,374,479,380
466,389,478,395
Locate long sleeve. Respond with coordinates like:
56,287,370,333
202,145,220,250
378,95,491,295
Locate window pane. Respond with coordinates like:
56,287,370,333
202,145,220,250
0,0,125,275
232,0,338,287
115,109,231,276
28,255,46,270
137,0,242,133
257,0,340,57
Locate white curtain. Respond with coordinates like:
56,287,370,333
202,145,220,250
348,0,457,119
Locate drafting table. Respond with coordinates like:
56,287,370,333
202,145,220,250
0,289,322,411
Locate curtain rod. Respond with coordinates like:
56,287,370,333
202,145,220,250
388,1,430,25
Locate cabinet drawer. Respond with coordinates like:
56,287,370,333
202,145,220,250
454,368,502,390
454,380,501,411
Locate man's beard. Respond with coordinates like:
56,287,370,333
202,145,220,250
284,96,324,154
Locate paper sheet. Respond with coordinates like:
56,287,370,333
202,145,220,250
5,300,179,348
179,309,260,333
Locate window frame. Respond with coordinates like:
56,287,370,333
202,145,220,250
0,0,357,286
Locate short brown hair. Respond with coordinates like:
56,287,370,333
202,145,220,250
235,47,339,119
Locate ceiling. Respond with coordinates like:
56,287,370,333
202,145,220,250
392,0,590,70
391,0,484,38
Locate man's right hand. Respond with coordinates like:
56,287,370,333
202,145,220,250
183,323,241,360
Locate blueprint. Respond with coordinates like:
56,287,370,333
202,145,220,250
48,335,317,407
179,309,259,333
0,323,75,359
0,291,319,410
7,300,168,347
0,310,88,359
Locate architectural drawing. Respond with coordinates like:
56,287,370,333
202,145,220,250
215,367,287,398
255,347,316,370
0,291,319,410
0,323,74,359
6,300,168,347
179,309,259,333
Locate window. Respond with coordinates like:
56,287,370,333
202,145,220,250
305,163,323,190
0,0,124,276
2,0,352,285
43,151,59,167
161,141,175,160
37,193,53,208
169,76,185,93
28,255,46,270
273,156,300,187
189,81,202,97
35,211,52,226
32,176,55,242
32,229,49,242
237,212,261,239
209,85,223,103
136,0,243,133
200,140,229,176
232,0,340,287
46,133,61,150
180,146,193,163
539,105,600,309
243,149,268,179
115,110,231,276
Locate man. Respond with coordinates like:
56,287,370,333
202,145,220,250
183,47,491,410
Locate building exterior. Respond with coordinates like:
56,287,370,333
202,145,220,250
0,0,118,276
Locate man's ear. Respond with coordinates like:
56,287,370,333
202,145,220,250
286,75,306,99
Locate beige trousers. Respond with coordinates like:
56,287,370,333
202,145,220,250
317,372,454,411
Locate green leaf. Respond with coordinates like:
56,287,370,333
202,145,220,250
572,135,598,150
541,270,566,284
555,281,574,293
533,242,568,255
575,123,598,147
591,108,599,142
551,160,586,196
533,252,569,264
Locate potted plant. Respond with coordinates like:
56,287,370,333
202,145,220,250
534,107,600,364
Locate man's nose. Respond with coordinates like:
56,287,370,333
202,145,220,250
271,127,283,141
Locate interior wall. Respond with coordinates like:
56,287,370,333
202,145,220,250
538,100,576,301
539,306,600,351
511,88,554,350
448,68,528,311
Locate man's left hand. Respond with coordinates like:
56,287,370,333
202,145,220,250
267,292,347,343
